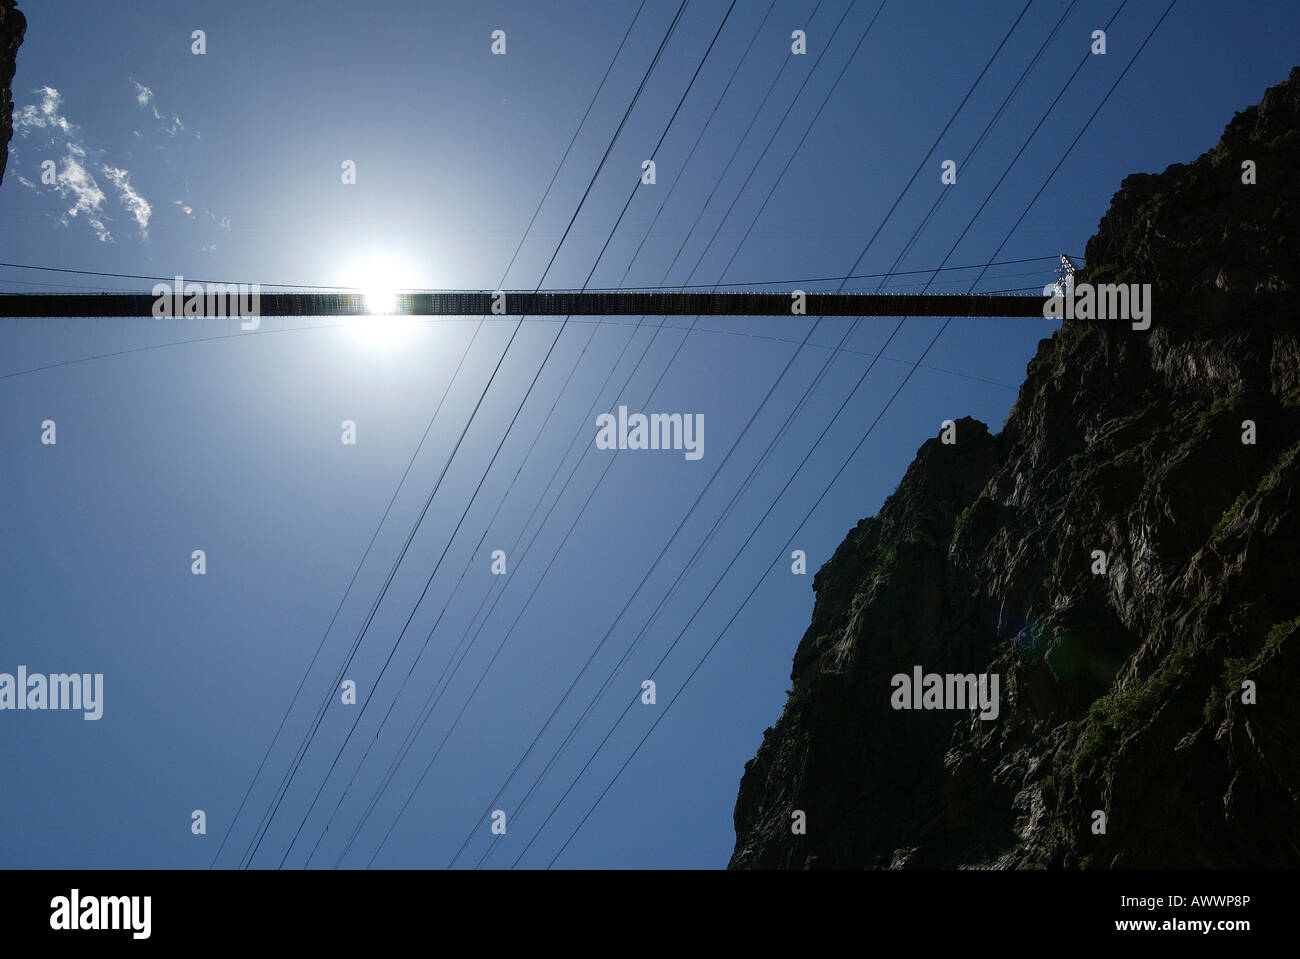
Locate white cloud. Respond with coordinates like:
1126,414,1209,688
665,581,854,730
15,86,73,135
53,156,110,242
146,104,184,136
130,79,153,106
13,85,153,242
104,166,152,236
132,78,184,136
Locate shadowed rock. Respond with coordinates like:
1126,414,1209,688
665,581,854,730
731,66,1300,870
0,0,25,186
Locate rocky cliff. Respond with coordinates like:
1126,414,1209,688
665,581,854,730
731,67,1300,869
0,0,24,185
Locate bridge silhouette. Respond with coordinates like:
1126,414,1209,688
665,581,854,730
0,290,1047,318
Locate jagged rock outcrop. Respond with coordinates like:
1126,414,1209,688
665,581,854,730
731,67,1300,869
0,0,25,185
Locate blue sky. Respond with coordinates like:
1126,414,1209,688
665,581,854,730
1,0,1296,868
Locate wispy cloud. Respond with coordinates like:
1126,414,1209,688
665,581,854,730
54,156,110,241
13,85,153,241
15,86,73,135
104,166,152,236
155,110,183,136
130,77,183,136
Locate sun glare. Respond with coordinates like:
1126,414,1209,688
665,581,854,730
364,285,399,316
342,255,420,349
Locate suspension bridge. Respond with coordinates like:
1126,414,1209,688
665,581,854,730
0,289,1050,318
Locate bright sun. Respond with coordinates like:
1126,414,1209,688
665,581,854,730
365,285,399,316
342,255,421,348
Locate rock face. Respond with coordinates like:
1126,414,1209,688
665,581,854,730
0,0,25,185
731,67,1300,869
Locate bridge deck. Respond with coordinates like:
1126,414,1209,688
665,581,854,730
0,290,1047,318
